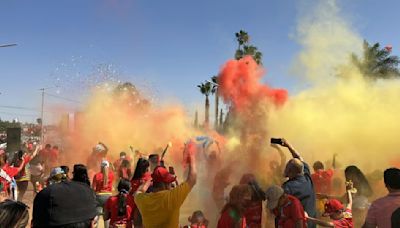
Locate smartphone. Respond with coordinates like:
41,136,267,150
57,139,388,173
270,138,283,145
169,166,175,175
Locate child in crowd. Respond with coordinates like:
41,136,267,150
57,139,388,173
306,181,354,227
183,210,209,228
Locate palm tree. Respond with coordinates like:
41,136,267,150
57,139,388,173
351,40,400,79
234,30,263,65
197,81,216,128
211,76,219,130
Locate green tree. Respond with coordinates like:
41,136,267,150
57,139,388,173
351,40,400,79
197,81,216,128
235,30,263,65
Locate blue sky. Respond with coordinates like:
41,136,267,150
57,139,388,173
1,0,399,122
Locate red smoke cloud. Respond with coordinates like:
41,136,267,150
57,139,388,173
218,56,288,110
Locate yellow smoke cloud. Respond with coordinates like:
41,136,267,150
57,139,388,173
268,0,400,171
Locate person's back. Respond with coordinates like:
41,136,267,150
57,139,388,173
282,161,317,219
134,147,197,228
363,168,400,228
135,181,192,227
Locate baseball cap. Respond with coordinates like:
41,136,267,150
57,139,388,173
324,199,344,214
50,167,64,178
265,185,284,210
32,181,97,227
151,166,176,184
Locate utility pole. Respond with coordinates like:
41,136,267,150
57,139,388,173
39,86,58,143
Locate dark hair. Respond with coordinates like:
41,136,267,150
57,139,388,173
0,200,29,228
313,161,324,170
45,144,51,149
53,145,59,150
117,179,131,217
11,150,24,167
345,165,373,197
120,151,126,157
148,154,159,163
121,159,131,168
384,168,400,189
72,164,90,186
132,158,150,180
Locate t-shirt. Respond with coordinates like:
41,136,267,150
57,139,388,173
134,182,192,228
243,201,262,228
217,208,247,228
332,208,353,228
0,164,19,193
15,155,32,182
282,161,316,228
130,172,152,195
365,192,400,228
311,169,334,194
92,171,114,193
105,194,136,228
273,195,307,228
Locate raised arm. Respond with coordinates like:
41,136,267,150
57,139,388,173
345,181,353,210
185,147,197,188
306,216,334,227
332,153,337,169
281,138,304,161
271,144,286,168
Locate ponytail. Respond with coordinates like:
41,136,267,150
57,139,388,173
116,179,131,217
117,191,127,217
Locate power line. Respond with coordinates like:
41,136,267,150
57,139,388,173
0,111,37,117
44,92,82,104
0,105,38,111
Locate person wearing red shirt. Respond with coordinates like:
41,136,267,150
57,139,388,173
48,145,59,168
39,144,52,174
129,158,151,228
266,185,306,228
104,179,135,228
217,184,252,228
92,160,114,221
0,150,27,199
306,181,354,227
311,156,336,195
130,158,151,194
239,173,264,228
12,149,36,201
118,159,132,180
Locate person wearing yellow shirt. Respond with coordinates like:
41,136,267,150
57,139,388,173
134,148,197,228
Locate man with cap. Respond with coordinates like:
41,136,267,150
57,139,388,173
265,185,306,228
278,138,317,228
134,145,197,228
32,178,98,227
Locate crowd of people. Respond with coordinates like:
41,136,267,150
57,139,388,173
0,138,400,227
